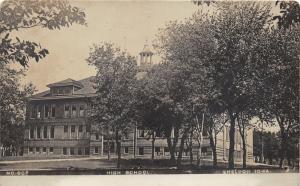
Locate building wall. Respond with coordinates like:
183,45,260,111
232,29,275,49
215,126,254,163
24,98,91,157
23,96,253,163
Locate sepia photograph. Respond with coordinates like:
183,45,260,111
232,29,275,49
0,0,299,179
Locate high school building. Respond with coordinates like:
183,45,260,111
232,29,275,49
23,44,253,163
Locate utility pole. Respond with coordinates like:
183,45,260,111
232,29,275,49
0,109,3,158
0,111,2,157
133,123,137,158
261,120,264,163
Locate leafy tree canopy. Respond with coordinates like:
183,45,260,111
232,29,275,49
0,0,86,67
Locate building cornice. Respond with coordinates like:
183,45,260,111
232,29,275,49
29,93,96,101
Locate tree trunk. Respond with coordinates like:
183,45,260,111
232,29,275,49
115,130,121,168
196,145,201,166
242,137,247,168
151,132,155,160
277,117,287,168
209,134,217,167
177,129,188,168
166,127,179,166
167,137,176,165
189,130,193,165
279,130,287,168
228,112,236,169
177,136,185,168
108,139,111,160
133,124,137,158
237,116,246,168
196,113,205,166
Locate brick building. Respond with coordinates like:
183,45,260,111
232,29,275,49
23,44,253,163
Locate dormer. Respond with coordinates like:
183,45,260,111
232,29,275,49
47,78,84,96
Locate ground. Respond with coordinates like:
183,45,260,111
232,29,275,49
0,157,297,175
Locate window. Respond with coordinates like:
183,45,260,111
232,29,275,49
43,127,47,139
94,147,99,154
138,130,145,138
79,105,85,117
64,105,70,117
30,106,36,119
71,125,75,133
79,125,83,132
124,147,129,154
70,147,74,155
29,147,33,153
52,88,58,95
30,128,34,139
63,147,67,155
58,88,63,95
36,147,40,153
37,127,41,139
201,147,207,156
95,134,99,140
37,106,42,119
138,147,144,155
71,105,77,117
43,147,46,153
64,126,68,133
44,105,50,118
184,148,189,156
85,147,90,155
50,126,55,138
164,147,169,152
78,148,82,155
49,147,54,153
226,127,229,141
155,147,160,155
51,105,56,117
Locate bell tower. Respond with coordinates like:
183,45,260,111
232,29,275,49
139,41,153,71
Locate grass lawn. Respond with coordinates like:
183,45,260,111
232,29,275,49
0,155,89,161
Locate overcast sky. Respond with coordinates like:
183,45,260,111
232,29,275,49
16,1,199,92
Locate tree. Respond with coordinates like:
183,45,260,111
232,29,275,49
253,130,280,164
273,0,300,29
193,0,300,170
205,2,273,168
155,9,218,167
0,64,35,156
87,43,137,168
259,25,300,168
135,63,186,166
236,112,254,168
156,2,273,169
135,78,165,161
0,0,86,67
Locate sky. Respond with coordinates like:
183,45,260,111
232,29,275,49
15,1,200,92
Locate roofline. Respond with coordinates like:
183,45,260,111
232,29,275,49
28,93,96,101
46,82,84,88
139,51,153,55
